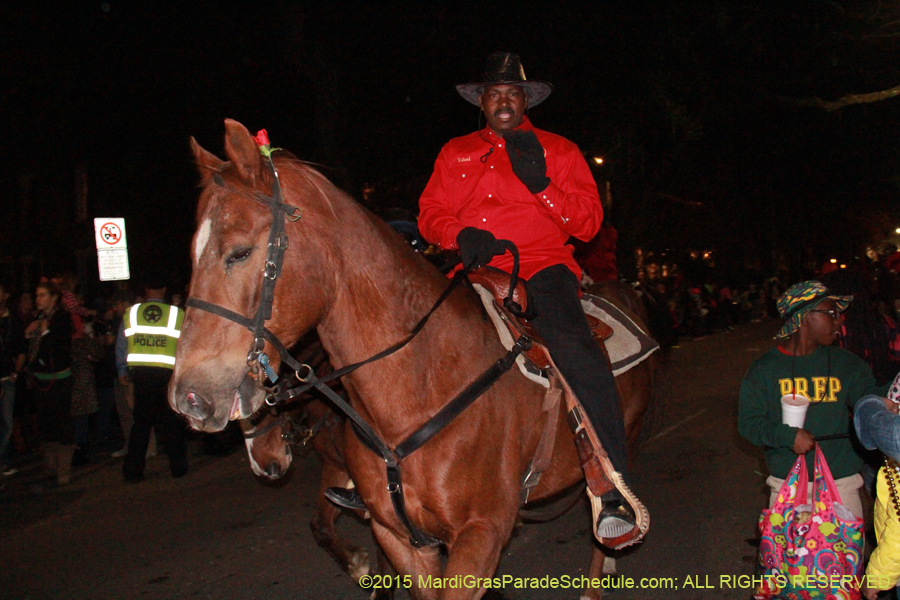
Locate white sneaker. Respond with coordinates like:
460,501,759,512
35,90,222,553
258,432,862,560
111,448,127,458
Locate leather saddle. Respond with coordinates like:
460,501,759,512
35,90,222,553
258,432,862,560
467,267,613,370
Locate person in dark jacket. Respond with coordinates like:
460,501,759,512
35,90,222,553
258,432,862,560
25,282,75,485
0,282,26,476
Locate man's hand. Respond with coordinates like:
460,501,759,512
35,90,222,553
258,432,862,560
456,227,506,270
118,375,130,387
792,428,815,455
504,130,550,194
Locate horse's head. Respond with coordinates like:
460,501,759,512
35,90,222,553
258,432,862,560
170,119,336,431
240,408,293,480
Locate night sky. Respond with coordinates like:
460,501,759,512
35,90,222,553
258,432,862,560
3,1,900,292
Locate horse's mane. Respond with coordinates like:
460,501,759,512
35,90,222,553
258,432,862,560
275,154,339,219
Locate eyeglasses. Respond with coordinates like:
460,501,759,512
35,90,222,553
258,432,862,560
809,309,840,319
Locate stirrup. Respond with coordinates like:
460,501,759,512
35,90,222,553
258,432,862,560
325,486,367,511
595,499,636,539
587,471,649,550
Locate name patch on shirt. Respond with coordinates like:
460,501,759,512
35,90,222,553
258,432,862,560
457,156,471,162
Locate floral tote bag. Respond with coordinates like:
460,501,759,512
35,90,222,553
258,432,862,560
754,445,864,600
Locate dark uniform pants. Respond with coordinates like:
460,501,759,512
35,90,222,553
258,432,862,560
123,366,187,478
526,264,629,480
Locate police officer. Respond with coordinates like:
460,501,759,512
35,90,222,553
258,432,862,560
115,279,187,482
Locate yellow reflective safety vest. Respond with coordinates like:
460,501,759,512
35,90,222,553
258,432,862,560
123,301,184,369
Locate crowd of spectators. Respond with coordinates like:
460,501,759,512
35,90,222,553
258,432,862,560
0,275,228,488
626,248,900,362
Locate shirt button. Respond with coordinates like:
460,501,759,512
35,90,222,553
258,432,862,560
542,195,547,199
498,144,503,148
488,194,492,198
490,166,494,169
482,218,487,222
549,204,554,207
462,174,466,178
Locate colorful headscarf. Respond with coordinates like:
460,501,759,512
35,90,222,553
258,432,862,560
775,280,853,340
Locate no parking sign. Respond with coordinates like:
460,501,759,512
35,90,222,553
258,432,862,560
94,218,130,281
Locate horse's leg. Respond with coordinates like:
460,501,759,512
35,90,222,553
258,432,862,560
310,461,371,582
582,545,610,600
440,521,512,600
371,544,397,600
371,521,442,600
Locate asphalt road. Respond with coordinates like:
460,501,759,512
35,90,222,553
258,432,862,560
1,320,787,600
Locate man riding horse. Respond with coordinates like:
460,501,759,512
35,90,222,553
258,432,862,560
415,52,647,548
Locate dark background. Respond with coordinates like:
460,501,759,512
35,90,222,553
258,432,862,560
3,1,900,294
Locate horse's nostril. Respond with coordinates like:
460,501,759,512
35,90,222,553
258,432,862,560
266,463,283,478
180,391,214,420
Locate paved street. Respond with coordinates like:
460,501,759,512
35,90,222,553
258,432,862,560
1,320,789,600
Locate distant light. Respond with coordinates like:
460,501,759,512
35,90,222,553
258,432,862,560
830,258,837,264
593,157,604,165
840,264,847,269
895,228,900,234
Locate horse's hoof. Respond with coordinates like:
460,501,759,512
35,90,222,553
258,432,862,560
347,549,371,581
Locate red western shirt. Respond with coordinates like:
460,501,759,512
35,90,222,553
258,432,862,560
418,117,603,281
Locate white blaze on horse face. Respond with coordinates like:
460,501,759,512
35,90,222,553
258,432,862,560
193,218,212,265
243,437,268,477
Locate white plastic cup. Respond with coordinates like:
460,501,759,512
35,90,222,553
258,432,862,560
781,394,810,427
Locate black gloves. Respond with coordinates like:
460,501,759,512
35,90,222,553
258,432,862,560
504,130,550,194
456,227,506,269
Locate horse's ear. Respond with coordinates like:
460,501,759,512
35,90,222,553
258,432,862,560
223,118,265,184
191,137,225,185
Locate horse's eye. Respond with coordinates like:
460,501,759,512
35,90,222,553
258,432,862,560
226,247,252,266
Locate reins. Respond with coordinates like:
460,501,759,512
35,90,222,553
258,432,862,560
185,131,533,548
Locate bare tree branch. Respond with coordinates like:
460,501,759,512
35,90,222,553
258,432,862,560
781,82,900,111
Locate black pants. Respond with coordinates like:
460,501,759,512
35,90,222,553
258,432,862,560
123,367,187,478
33,376,73,445
527,265,629,480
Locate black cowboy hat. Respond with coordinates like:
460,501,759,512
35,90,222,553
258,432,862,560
456,52,553,107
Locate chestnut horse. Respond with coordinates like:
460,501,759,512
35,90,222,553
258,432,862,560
171,119,655,600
